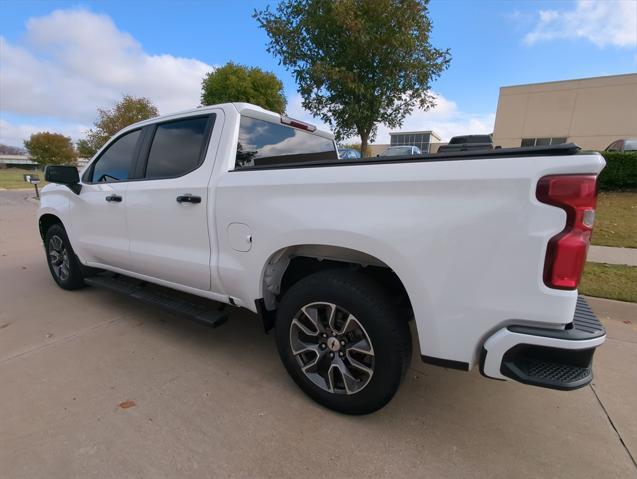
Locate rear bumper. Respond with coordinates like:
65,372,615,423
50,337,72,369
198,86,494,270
480,296,605,390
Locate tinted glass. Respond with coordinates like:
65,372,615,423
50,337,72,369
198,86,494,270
146,117,210,178
536,138,551,146
236,116,336,169
521,138,535,147
91,130,141,182
450,135,492,144
551,137,567,145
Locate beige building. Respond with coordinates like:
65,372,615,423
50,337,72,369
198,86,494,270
493,73,637,150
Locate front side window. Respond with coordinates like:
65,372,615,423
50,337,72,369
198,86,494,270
235,116,336,169
90,129,141,182
145,116,211,179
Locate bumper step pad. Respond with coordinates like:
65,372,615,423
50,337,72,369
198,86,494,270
501,353,593,390
85,273,228,328
499,296,604,391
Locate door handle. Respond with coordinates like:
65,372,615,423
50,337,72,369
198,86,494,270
176,194,201,204
105,194,122,202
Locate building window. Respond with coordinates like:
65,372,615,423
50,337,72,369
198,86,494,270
521,137,568,147
390,132,432,153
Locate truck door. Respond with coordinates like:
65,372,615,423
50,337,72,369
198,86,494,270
70,128,143,268
124,112,222,291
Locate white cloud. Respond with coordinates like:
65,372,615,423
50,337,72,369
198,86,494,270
1,8,493,148
524,0,637,47
0,118,89,148
0,8,213,124
285,93,495,144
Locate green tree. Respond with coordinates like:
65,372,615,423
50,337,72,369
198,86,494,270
201,62,287,113
24,132,77,167
255,0,450,155
79,95,159,157
76,138,95,158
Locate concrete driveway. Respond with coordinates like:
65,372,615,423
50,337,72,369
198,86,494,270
1,189,636,478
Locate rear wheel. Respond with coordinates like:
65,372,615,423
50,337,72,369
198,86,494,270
275,269,411,414
44,224,85,290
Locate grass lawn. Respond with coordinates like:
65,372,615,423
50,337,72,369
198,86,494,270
580,262,637,303
592,191,637,248
0,167,47,189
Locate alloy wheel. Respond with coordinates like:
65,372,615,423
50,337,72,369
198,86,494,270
289,302,375,395
48,235,70,282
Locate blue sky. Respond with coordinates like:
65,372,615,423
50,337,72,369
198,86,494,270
1,0,636,146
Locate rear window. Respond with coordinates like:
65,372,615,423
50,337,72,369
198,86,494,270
625,140,637,151
235,116,336,169
449,135,492,144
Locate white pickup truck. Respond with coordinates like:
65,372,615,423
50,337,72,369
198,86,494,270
38,102,606,414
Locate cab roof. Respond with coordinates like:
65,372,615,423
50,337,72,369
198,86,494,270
123,102,334,141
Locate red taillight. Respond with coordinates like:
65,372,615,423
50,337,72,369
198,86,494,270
536,175,598,290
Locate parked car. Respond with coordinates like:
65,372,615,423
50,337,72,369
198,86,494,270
379,145,422,156
437,134,494,153
605,138,637,152
39,103,606,414
338,148,361,159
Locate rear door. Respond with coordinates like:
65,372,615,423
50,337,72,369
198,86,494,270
70,128,142,268
124,112,220,291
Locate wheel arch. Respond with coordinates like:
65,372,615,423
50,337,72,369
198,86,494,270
258,244,414,331
38,213,64,240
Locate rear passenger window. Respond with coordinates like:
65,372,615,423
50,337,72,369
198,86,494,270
145,116,211,179
90,129,141,183
235,116,337,169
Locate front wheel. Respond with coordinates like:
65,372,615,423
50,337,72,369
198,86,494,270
275,269,412,414
44,224,85,290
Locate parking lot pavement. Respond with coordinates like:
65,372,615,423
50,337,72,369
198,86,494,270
1,189,636,479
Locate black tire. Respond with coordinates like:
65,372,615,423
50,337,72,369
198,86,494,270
44,223,86,290
275,269,412,415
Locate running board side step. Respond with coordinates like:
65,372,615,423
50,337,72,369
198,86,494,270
84,273,228,328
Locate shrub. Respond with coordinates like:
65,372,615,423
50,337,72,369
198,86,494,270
598,152,637,191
